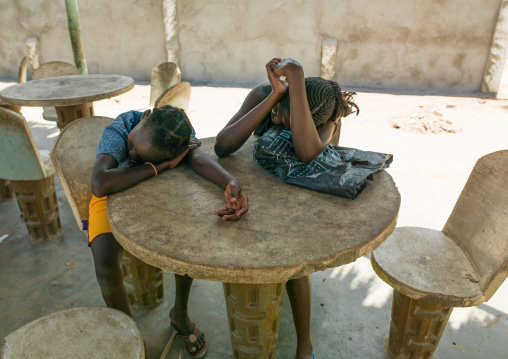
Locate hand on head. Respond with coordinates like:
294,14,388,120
266,58,288,95
269,58,303,78
214,180,249,221
158,139,201,170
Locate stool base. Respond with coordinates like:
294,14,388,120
10,176,62,242
388,290,452,359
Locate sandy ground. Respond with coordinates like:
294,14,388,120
0,80,507,358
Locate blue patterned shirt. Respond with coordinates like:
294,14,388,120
96,110,198,168
96,111,142,168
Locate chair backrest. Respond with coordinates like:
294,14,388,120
0,107,49,181
0,57,28,113
154,82,191,111
149,62,181,107
32,61,80,80
443,150,508,301
50,116,113,228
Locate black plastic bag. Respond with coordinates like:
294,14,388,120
253,126,393,199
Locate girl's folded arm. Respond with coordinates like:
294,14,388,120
286,70,330,163
91,154,157,197
214,84,280,158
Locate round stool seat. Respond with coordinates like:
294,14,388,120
1,307,144,359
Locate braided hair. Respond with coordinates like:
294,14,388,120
282,77,359,127
144,105,193,158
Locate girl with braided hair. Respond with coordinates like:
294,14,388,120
89,105,249,358
214,58,358,359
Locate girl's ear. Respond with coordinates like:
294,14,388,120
140,109,152,121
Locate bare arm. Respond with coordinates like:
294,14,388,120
272,59,331,163
187,148,248,220
91,145,197,198
215,59,289,158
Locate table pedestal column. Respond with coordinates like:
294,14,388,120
10,176,62,242
388,290,453,359
223,282,285,359
55,103,94,129
122,250,164,310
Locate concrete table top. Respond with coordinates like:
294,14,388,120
108,137,400,284
0,74,134,107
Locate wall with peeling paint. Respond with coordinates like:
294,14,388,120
0,0,502,90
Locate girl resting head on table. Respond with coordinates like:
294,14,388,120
89,105,249,358
214,58,359,359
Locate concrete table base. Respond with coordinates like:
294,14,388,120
388,290,452,359
224,282,285,359
10,176,62,243
122,250,164,310
55,102,94,129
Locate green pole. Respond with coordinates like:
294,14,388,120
65,0,88,74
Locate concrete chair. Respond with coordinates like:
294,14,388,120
51,116,164,310
149,61,181,107
0,107,62,242
154,81,191,111
0,56,28,114
32,61,80,125
0,179,13,203
1,307,144,358
371,150,508,359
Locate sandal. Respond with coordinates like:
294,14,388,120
170,322,208,358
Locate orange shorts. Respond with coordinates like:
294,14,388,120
87,195,112,245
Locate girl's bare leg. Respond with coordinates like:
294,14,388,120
286,276,313,359
90,232,131,316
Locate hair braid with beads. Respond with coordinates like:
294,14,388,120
144,105,193,158
282,77,359,127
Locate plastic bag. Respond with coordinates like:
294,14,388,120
253,126,393,199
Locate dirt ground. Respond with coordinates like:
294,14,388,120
1,80,507,358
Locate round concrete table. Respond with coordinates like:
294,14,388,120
107,137,400,358
0,74,134,129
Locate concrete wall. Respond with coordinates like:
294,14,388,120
0,0,167,80
0,0,503,90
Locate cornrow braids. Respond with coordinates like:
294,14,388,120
282,77,359,127
144,105,193,158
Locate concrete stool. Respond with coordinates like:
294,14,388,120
1,307,144,359
0,56,28,114
0,108,62,242
51,116,164,310
154,82,191,111
371,150,508,358
149,62,181,107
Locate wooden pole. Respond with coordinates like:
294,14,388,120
64,0,88,74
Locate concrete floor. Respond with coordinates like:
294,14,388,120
1,81,507,358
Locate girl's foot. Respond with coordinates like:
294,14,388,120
169,308,207,356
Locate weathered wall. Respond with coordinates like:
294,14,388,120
177,0,502,90
0,0,503,90
0,0,166,80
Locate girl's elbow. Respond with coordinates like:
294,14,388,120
91,177,107,198
214,142,229,158
296,151,317,164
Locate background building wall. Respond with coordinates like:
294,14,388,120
0,0,502,90
0,0,167,80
